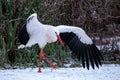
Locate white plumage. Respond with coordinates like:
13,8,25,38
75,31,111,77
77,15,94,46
18,13,103,72
19,13,57,48
54,25,93,44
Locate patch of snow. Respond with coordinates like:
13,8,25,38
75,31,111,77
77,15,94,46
0,64,120,80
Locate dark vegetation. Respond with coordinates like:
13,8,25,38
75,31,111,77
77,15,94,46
0,0,120,68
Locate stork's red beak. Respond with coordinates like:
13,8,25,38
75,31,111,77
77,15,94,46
57,35,64,47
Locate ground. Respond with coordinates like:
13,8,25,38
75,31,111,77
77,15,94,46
0,64,120,80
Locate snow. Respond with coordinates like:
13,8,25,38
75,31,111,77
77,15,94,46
0,64,120,80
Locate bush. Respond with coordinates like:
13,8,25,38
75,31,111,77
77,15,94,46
0,0,120,68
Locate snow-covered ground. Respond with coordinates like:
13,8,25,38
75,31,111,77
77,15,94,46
0,64,120,80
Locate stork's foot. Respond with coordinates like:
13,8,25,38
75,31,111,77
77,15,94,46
38,67,41,73
51,64,58,69
38,59,42,73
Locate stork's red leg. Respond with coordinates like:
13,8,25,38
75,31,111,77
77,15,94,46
38,48,58,72
42,54,58,69
38,58,41,72
38,49,43,72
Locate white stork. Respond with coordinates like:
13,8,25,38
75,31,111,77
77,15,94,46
18,13,103,72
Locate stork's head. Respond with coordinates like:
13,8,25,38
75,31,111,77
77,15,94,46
54,30,64,47
27,13,38,23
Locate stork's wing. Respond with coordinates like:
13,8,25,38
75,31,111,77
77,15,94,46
18,13,47,48
18,23,29,45
56,25,104,69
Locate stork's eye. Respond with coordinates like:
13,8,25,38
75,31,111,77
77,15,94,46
27,16,34,22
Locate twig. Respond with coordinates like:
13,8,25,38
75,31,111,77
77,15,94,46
8,18,23,22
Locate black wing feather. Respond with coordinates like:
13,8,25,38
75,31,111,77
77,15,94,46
80,43,85,68
18,23,29,45
60,32,103,69
90,45,99,68
88,45,95,69
85,45,90,69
